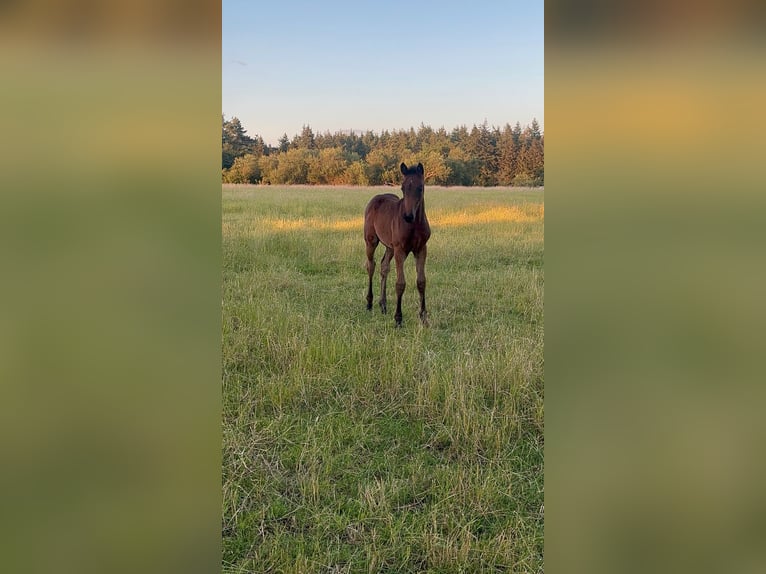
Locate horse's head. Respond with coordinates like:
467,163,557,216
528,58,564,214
400,162,425,223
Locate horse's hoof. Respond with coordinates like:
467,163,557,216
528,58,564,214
380,303,387,314
366,304,372,311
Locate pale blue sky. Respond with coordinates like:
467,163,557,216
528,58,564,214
223,0,543,146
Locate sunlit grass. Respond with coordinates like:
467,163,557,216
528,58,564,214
262,216,363,232
431,204,544,227
254,205,544,233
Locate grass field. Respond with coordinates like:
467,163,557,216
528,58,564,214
222,185,544,572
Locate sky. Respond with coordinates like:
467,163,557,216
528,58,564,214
222,0,543,147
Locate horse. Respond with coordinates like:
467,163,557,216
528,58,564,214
364,162,431,327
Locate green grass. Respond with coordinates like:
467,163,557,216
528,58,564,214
223,185,544,573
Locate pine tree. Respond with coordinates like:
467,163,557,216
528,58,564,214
277,133,290,153
222,115,259,168
466,121,498,186
294,125,316,150
497,124,519,185
530,118,542,140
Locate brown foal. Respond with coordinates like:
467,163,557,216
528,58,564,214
363,162,431,327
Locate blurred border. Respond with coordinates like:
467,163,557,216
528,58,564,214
546,2,766,574
0,2,221,573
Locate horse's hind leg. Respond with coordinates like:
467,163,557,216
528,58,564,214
365,238,378,311
379,246,394,314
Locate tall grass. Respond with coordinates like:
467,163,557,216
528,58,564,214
223,185,544,572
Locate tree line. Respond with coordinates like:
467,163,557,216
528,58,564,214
222,116,543,186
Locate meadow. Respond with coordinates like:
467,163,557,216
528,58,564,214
222,185,544,572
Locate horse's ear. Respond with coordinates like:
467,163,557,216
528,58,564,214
400,162,408,174
416,162,424,175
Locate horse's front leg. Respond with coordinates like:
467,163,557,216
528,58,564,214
379,246,394,314
393,249,407,327
415,246,428,325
